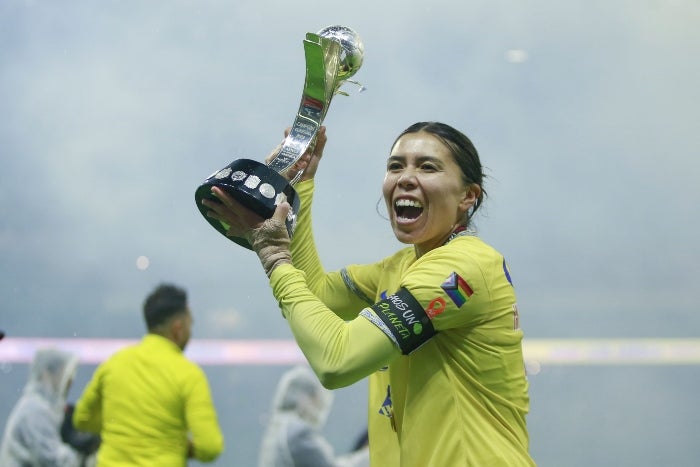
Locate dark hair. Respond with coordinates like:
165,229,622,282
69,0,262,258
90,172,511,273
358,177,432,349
143,283,188,330
392,121,486,219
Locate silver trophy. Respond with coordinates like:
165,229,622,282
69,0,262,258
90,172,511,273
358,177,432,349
195,25,364,249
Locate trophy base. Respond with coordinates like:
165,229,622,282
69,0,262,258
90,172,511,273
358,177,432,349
194,159,300,250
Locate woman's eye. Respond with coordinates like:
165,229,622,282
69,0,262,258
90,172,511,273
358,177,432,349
421,163,438,172
387,162,402,170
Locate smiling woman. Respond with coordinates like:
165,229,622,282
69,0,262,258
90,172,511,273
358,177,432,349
383,122,485,257
201,122,535,466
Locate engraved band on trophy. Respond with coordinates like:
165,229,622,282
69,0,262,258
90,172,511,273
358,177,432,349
195,25,364,250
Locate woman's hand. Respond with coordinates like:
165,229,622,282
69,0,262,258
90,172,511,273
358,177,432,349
247,201,293,277
202,186,267,240
265,126,328,183
202,188,293,276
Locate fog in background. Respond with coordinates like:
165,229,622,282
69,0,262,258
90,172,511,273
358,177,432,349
1,1,698,465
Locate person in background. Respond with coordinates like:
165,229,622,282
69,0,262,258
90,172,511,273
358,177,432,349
73,283,224,466
203,122,534,466
0,348,88,466
258,365,371,467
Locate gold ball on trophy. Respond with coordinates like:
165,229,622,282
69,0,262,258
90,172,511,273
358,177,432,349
318,25,364,80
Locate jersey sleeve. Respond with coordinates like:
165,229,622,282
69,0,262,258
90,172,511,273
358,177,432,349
73,364,105,433
362,238,517,355
288,180,325,287
342,261,387,305
289,180,370,320
270,264,400,388
183,364,224,462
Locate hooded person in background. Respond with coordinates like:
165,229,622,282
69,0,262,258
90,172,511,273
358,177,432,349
0,348,89,467
258,365,369,467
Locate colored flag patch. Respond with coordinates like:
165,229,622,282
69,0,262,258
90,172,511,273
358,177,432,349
441,272,473,307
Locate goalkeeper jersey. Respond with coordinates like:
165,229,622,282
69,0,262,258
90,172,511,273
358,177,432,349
285,180,534,467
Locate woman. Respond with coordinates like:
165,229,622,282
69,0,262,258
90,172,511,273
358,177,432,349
203,122,535,466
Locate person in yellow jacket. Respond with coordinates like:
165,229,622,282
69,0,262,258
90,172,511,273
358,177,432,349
203,122,535,466
73,283,224,466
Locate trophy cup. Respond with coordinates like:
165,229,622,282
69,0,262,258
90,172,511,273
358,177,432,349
195,25,364,249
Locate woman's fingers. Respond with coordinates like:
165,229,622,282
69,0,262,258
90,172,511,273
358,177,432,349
264,141,284,165
202,187,267,237
262,126,327,182
298,126,326,181
209,186,235,207
271,199,291,224
314,126,328,156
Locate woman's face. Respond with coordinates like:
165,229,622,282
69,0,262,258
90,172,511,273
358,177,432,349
383,131,478,256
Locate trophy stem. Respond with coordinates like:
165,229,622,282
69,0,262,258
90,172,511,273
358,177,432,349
266,34,341,177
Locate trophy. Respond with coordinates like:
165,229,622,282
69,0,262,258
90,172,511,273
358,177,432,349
195,25,364,249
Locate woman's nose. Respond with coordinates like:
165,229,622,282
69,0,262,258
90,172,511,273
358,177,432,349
397,169,417,188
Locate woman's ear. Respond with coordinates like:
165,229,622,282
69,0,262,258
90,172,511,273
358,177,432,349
459,183,481,212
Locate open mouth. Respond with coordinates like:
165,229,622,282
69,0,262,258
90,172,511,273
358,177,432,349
395,198,423,222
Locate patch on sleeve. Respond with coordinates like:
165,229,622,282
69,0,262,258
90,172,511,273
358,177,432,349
441,272,474,308
368,288,436,355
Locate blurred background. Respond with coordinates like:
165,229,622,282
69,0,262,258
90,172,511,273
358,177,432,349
1,0,698,465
